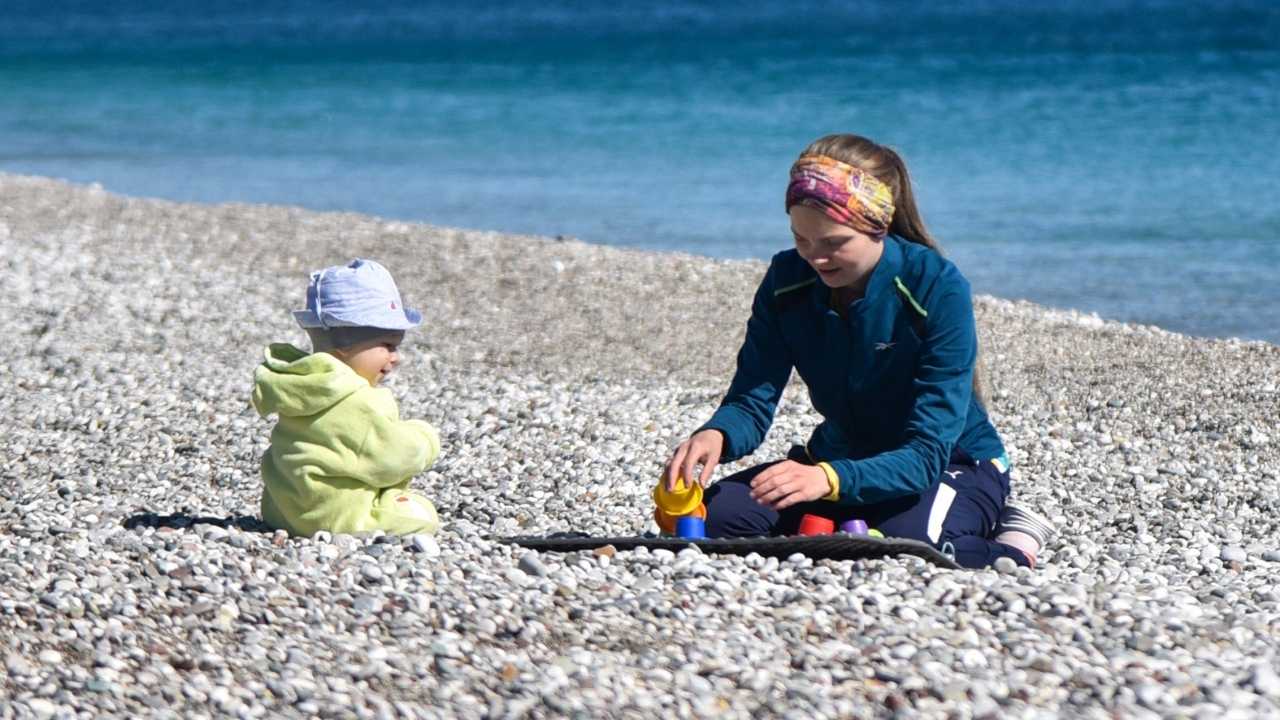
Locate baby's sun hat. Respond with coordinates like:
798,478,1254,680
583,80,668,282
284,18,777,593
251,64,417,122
292,258,421,331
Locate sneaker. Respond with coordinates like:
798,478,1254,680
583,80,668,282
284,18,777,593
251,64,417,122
995,503,1056,548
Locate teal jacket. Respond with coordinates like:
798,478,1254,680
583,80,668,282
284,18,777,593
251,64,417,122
699,235,1004,505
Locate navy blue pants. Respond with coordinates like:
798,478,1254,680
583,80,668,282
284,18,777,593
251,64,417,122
703,446,1030,568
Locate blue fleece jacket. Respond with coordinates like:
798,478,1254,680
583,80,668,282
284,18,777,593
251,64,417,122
699,235,1004,506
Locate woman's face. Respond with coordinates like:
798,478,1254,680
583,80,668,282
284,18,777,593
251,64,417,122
789,205,884,295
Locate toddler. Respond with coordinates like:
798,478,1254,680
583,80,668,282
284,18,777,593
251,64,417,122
252,258,441,537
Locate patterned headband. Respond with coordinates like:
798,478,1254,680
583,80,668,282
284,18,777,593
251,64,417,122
785,154,895,239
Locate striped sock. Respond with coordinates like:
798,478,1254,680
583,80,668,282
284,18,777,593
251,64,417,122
995,504,1056,549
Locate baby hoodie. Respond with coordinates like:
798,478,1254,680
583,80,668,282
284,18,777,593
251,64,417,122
252,343,440,537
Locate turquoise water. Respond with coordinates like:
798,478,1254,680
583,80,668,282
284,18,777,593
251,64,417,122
2,1,1278,342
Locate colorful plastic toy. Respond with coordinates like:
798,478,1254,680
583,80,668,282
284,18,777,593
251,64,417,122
675,516,707,539
797,514,835,536
653,475,707,534
867,529,884,538
653,475,703,515
839,519,869,535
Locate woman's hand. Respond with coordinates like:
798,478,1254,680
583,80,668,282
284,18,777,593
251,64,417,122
749,461,830,510
664,429,724,491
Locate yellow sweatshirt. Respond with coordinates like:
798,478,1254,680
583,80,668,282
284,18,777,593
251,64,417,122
252,343,440,537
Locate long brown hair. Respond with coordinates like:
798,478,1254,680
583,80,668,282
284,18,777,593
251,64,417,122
800,134,993,403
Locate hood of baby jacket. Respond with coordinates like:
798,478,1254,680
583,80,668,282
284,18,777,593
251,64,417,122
251,343,368,418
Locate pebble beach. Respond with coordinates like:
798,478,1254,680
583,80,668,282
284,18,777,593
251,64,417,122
2,173,1279,719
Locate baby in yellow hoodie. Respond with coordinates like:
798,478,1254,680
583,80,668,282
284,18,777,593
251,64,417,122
252,258,441,537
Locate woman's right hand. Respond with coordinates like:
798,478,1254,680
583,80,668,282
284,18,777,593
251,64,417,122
664,429,725,491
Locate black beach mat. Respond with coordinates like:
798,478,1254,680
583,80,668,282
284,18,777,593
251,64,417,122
498,532,960,569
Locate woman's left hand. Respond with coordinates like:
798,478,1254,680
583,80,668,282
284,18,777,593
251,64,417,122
749,461,831,510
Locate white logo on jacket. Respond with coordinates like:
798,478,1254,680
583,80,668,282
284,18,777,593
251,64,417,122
874,341,896,351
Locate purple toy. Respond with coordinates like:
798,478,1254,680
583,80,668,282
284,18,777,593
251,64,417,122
840,519,869,535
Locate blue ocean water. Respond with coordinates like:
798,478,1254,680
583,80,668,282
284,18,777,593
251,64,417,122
2,1,1278,342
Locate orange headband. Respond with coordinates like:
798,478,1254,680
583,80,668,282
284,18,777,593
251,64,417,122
785,154,895,238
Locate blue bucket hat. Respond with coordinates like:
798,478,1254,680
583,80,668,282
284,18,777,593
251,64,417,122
292,258,422,331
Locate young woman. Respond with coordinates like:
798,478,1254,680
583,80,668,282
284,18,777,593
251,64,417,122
664,134,1053,568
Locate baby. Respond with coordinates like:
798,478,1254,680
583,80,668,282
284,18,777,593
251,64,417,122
252,258,441,537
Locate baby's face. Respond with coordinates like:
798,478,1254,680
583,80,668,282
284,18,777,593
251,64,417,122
333,331,406,386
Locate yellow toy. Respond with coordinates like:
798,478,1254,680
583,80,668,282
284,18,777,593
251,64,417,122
653,475,706,534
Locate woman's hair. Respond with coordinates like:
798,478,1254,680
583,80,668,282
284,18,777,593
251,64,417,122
800,134,941,252
802,134,994,402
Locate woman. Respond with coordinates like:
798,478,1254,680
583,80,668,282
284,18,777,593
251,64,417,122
664,134,1053,568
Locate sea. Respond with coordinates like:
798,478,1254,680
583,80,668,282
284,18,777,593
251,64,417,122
2,1,1277,343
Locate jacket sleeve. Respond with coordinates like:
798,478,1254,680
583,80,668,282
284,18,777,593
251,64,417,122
827,281,977,505
697,262,795,463
346,395,441,489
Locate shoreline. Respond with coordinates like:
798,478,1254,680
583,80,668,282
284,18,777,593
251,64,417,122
3,171,1274,352
2,172,1280,718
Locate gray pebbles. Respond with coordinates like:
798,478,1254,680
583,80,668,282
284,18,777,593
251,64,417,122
2,174,1279,718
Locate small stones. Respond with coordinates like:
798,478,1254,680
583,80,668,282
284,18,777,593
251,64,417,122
941,680,969,702
504,567,531,587
360,564,384,584
409,534,440,557
333,534,361,552
1136,682,1168,708
518,553,549,577
994,557,1019,575
285,648,314,667
895,606,920,622
1221,546,1248,564
195,524,229,542
352,594,383,615
552,570,579,596
216,602,240,630
1251,663,1280,698
7,653,35,676
168,654,196,672
23,699,57,720
892,643,918,660
960,649,987,669
3,178,1280,719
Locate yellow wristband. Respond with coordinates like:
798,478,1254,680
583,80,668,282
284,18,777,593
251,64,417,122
817,462,839,501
